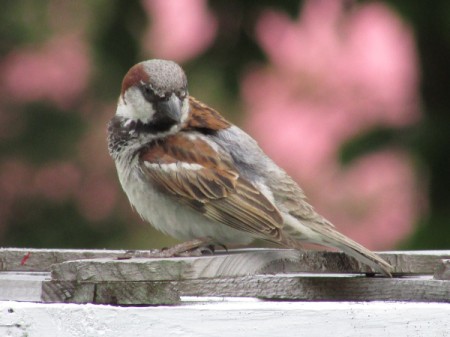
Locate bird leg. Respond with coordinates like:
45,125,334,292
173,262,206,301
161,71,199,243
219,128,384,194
162,237,218,257
118,237,221,259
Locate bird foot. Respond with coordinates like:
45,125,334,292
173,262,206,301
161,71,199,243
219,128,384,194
118,237,223,259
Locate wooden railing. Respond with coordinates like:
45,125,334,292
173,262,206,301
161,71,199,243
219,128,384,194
1,248,449,305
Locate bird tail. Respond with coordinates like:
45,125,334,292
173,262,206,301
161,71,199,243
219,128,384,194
283,220,393,277
320,230,393,277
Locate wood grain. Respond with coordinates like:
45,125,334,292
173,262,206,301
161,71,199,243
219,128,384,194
41,280,95,303
0,248,128,272
2,272,450,305
3,248,450,275
41,279,180,305
1,248,450,305
50,249,450,283
94,282,180,305
41,274,450,304
2,248,450,275
434,259,450,280
51,250,301,282
174,274,450,303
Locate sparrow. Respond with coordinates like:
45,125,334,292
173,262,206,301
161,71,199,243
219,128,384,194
108,59,393,276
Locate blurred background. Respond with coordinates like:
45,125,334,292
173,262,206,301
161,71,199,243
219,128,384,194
0,0,449,251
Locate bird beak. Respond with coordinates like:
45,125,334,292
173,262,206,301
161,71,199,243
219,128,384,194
154,94,182,125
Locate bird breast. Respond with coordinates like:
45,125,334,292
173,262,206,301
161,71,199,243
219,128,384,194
115,156,253,245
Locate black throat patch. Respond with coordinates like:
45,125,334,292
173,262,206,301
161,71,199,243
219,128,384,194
107,115,178,158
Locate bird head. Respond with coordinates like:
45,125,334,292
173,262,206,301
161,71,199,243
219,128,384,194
116,59,189,135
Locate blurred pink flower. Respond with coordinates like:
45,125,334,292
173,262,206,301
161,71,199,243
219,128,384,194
1,34,90,109
243,0,422,249
316,151,424,249
142,0,217,62
33,162,81,202
253,0,419,132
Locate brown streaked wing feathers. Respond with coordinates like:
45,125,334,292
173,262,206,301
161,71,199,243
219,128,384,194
186,97,231,131
140,133,284,241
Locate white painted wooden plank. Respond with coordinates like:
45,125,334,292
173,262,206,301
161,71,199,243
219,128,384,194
1,300,450,337
0,272,48,302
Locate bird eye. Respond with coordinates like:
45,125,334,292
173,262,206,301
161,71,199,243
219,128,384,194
141,85,157,102
177,90,187,99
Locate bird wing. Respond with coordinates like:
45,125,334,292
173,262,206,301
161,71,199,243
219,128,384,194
139,132,285,242
269,173,335,226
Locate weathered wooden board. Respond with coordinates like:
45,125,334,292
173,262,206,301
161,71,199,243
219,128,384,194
2,248,450,305
2,248,450,276
49,249,450,281
41,280,180,305
175,274,450,303
434,259,450,280
380,250,450,275
2,272,450,305
50,250,301,282
95,282,180,305
0,273,180,305
0,248,130,272
41,280,95,303
40,274,450,304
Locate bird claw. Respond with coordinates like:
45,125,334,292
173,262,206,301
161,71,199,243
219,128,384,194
117,237,222,259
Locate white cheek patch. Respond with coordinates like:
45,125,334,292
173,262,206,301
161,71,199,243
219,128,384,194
116,89,155,124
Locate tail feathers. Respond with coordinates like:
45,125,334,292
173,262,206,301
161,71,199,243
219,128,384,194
282,220,393,276
314,230,393,277
332,236,393,277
